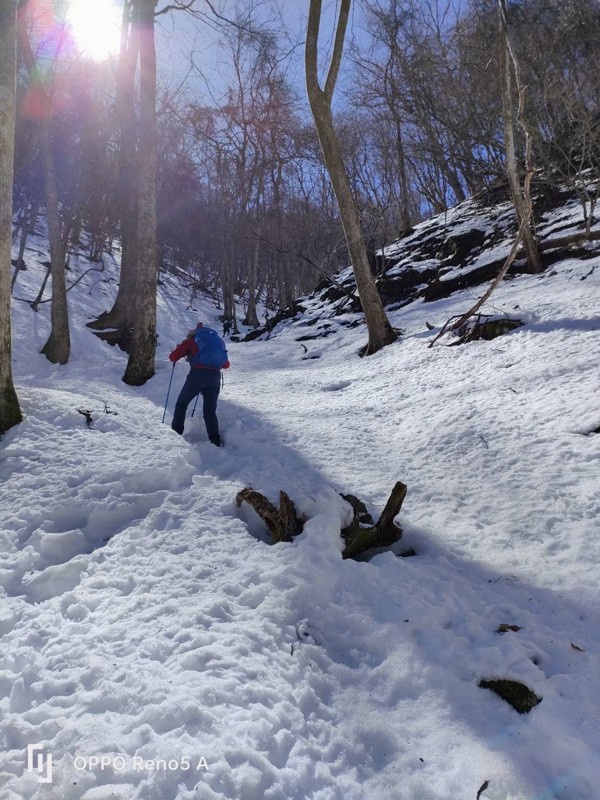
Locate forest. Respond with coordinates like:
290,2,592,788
1,0,600,432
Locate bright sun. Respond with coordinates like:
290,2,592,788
66,0,122,62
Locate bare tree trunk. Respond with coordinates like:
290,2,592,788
30,263,52,312
221,232,236,324
89,0,139,332
393,119,413,231
305,0,396,355
277,261,287,310
17,3,70,363
11,200,39,292
0,0,22,434
38,125,70,362
244,238,260,328
123,0,157,385
499,0,542,274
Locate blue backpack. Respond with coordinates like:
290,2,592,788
190,326,228,369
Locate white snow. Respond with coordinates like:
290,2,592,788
1,207,599,800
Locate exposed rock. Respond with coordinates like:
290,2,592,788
479,678,542,713
242,302,305,341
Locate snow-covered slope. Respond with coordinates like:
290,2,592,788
260,179,597,337
1,198,599,800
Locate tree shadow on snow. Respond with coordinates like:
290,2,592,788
351,520,599,799
176,398,598,798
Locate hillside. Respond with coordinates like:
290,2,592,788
1,185,599,800
249,178,598,342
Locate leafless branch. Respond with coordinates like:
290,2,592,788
429,217,527,347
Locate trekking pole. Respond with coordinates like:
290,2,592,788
162,362,175,423
190,393,199,418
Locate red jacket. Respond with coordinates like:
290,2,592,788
169,335,230,370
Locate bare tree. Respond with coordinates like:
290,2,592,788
0,0,23,434
88,0,140,334
518,0,600,237
17,0,71,363
498,0,541,273
123,0,159,385
305,0,396,355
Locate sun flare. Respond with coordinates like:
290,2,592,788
66,0,122,62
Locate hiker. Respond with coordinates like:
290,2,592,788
222,319,232,336
169,323,229,445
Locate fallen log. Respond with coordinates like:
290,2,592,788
449,315,523,345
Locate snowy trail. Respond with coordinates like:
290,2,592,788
1,384,362,799
2,361,598,800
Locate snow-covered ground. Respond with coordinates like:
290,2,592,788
1,207,599,800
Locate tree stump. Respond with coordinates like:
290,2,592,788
341,482,406,559
235,488,305,543
235,481,407,559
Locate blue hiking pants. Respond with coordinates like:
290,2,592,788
171,367,221,444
